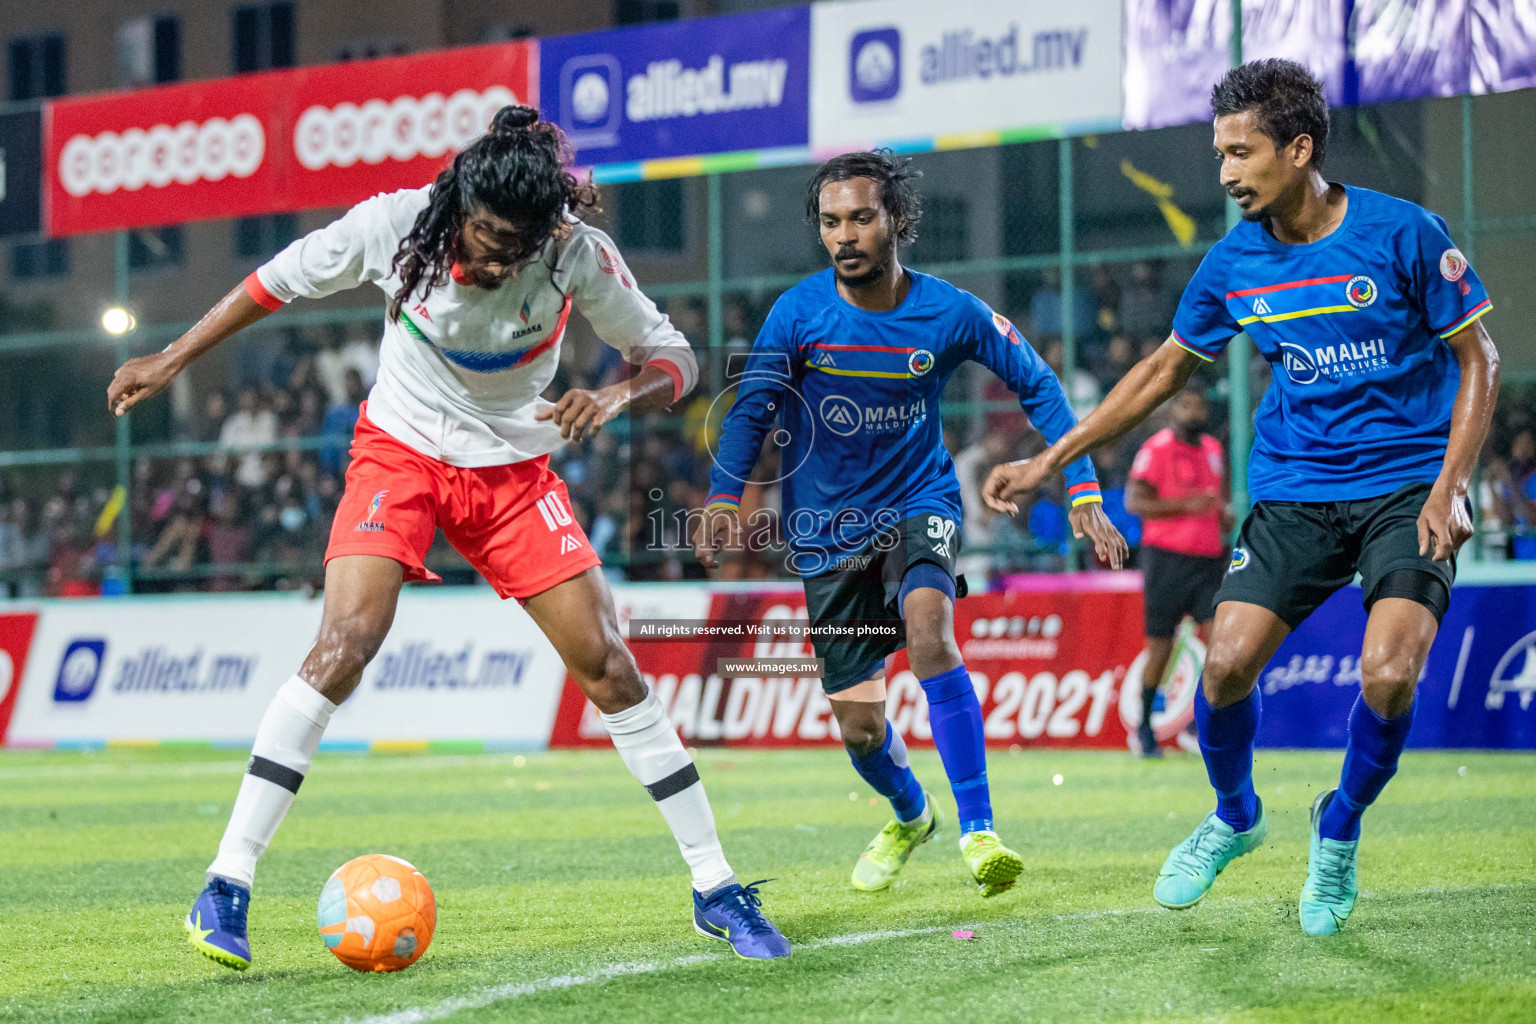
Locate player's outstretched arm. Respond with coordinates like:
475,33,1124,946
111,192,408,418
535,364,677,444
983,339,1202,515
1420,319,1499,561
107,284,274,417
554,225,700,445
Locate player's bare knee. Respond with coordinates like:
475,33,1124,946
576,639,646,715
304,611,390,701
1201,642,1260,707
1360,649,1419,716
905,630,959,677
833,704,885,756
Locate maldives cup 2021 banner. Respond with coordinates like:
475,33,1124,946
550,587,1155,750
44,42,534,236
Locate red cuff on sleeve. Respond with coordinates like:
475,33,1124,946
646,358,686,404
243,272,285,312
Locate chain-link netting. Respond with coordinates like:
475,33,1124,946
2,92,1534,594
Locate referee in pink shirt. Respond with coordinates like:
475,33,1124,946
1126,386,1233,757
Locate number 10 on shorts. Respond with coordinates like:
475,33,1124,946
534,490,573,531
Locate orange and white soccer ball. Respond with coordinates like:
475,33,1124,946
317,854,436,972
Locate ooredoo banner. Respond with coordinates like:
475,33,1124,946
549,587,1151,749
810,0,1123,151
44,42,534,236
538,8,810,167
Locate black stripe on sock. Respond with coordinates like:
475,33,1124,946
644,763,700,802
247,754,304,794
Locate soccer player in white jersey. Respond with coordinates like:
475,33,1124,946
107,106,790,967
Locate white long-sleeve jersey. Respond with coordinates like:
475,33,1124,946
247,186,698,467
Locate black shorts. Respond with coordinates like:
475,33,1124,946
1141,545,1227,638
1215,481,1455,629
802,514,968,695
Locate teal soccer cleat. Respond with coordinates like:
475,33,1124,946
1300,789,1359,935
1153,801,1267,909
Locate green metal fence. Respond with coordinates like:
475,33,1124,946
2,75,1534,593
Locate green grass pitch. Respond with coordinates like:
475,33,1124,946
2,745,1534,1023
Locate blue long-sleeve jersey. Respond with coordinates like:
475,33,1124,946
705,269,1101,575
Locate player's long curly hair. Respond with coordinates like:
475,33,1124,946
388,105,599,318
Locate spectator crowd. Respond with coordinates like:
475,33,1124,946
2,260,1531,597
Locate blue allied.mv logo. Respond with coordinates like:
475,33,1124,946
1227,547,1250,575
560,54,622,148
849,28,901,103
55,639,106,703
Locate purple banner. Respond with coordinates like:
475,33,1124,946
1256,582,1536,750
1473,0,1536,93
1351,0,1471,103
537,8,810,167
1122,0,1536,130
1123,0,1345,131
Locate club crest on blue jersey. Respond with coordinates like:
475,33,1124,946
907,349,934,376
1345,275,1377,308
1228,547,1250,574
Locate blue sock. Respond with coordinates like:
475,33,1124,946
848,723,927,823
1318,696,1415,842
1194,686,1260,832
919,664,992,836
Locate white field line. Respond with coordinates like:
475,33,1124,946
342,925,949,1024
342,908,1165,1024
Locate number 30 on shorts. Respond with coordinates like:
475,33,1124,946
534,490,574,531
926,515,957,558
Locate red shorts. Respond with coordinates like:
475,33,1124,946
325,407,601,600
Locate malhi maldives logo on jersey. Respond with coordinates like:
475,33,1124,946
1276,273,1385,385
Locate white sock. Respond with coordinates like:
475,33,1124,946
601,690,735,894
959,829,999,852
208,676,337,888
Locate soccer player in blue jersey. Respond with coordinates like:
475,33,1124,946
693,150,1128,897
985,60,1499,934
